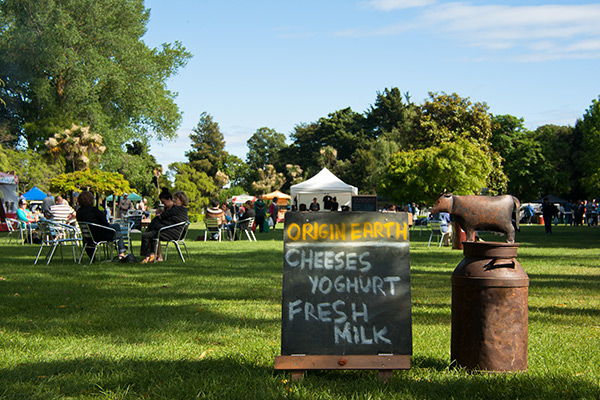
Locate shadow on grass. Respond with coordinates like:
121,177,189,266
1,356,598,399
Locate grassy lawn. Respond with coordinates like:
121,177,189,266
0,222,599,399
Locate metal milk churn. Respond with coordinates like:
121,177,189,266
451,241,529,372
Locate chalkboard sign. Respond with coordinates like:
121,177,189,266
351,195,378,212
281,211,412,356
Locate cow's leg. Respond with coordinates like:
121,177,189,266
464,229,476,241
506,227,515,243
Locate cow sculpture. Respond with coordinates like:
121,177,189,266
430,193,520,243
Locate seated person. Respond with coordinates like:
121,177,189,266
76,190,126,259
140,190,188,263
432,211,452,246
235,200,256,238
50,195,76,223
137,198,150,219
205,199,225,240
16,199,40,230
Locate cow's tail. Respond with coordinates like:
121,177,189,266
513,196,521,232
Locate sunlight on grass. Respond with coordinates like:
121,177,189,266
0,224,598,399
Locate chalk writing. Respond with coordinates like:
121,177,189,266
281,212,412,356
286,221,408,242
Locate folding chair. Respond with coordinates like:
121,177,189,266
34,220,80,265
115,219,134,252
234,217,257,242
203,218,223,241
428,221,452,248
126,210,143,232
154,220,190,262
77,222,119,264
4,218,26,245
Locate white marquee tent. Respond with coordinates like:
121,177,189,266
290,168,358,211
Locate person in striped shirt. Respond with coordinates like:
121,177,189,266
50,196,75,223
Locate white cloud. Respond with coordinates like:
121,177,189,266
362,0,436,11
347,2,600,60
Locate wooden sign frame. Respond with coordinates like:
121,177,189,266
275,212,412,381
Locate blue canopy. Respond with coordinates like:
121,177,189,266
22,186,47,201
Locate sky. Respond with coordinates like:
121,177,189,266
142,0,600,171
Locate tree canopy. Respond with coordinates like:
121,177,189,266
0,0,191,151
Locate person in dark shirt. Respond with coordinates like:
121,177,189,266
309,197,320,211
76,190,126,259
140,190,188,263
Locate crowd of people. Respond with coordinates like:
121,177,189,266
202,195,279,241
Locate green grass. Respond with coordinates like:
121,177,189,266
0,223,599,399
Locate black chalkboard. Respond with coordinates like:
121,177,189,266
351,195,378,212
281,211,412,356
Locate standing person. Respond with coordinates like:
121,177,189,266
268,197,279,230
118,193,133,218
254,195,266,233
41,193,55,219
330,196,339,212
541,197,557,235
140,190,188,263
309,197,320,211
76,190,126,260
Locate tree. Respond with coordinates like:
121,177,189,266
246,127,287,171
50,169,131,196
365,87,417,139
170,162,217,213
413,92,492,149
379,139,493,205
46,124,106,173
0,143,62,193
185,112,228,177
0,0,191,151
572,97,600,198
251,165,285,194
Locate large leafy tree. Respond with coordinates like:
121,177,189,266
379,139,493,205
0,0,191,151
246,127,287,171
170,162,217,213
572,97,600,198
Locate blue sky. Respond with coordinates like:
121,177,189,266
143,0,600,170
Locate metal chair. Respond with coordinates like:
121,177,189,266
428,221,452,248
114,219,134,252
126,209,143,232
4,218,26,245
233,217,257,242
34,220,80,265
154,220,190,262
203,218,223,242
77,222,119,264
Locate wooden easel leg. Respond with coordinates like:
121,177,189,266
290,371,304,382
378,370,393,382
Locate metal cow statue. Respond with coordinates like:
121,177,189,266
430,192,520,243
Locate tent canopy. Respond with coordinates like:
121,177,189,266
106,193,143,202
229,194,256,205
290,168,358,210
531,194,568,204
22,186,47,201
262,190,290,205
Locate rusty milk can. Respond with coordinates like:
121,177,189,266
451,241,529,372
